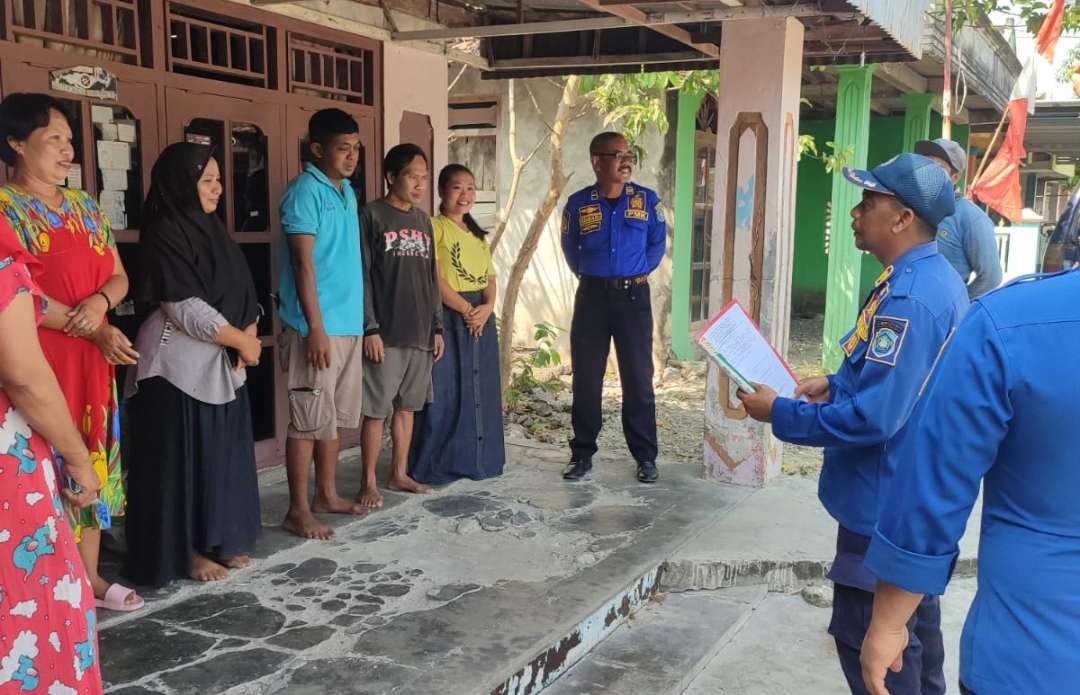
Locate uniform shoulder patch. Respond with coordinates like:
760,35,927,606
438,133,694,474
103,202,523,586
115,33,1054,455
866,315,909,367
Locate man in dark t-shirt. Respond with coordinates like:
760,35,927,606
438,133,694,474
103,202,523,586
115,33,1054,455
358,143,443,510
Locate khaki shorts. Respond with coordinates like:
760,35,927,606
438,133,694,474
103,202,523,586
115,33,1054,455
279,327,364,440
362,346,434,419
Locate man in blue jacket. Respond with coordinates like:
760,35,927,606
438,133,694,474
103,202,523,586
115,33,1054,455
738,153,969,695
560,132,667,484
860,268,1080,695
915,139,1002,298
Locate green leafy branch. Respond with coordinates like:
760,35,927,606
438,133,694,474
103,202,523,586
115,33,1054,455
948,1,1080,32
798,138,856,174
578,70,719,158
504,321,565,409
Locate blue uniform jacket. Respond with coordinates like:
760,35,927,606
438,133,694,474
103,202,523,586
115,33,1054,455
936,194,1002,299
560,182,667,278
771,242,969,538
867,269,1080,695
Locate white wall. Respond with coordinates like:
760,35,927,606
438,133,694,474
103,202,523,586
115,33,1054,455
384,43,450,188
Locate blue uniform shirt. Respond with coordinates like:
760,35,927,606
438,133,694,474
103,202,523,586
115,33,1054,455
866,269,1080,695
560,182,667,278
771,242,969,541
278,163,365,337
936,194,1003,299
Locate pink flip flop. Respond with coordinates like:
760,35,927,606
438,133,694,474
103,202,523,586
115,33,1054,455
95,583,144,612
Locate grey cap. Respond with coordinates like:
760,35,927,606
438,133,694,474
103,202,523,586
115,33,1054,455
914,138,967,175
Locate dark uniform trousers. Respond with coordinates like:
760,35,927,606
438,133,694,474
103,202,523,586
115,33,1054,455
832,584,946,695
569,277,658,463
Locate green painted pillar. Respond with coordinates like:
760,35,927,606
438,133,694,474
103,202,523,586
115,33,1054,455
901,93,935,152
822,65,876,371
671,88,706,360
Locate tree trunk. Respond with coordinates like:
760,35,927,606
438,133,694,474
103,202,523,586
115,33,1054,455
491,80,544,252
499,75,580,392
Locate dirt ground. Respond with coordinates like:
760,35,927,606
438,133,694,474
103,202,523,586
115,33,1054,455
505,316,827,477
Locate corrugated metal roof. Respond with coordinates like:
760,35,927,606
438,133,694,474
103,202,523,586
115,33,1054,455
842,0,932,59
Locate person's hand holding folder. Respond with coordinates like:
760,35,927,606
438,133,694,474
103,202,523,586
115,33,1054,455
737,383,777,422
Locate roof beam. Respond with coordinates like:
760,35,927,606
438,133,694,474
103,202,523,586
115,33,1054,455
492,51,705,70
802,82,897,100
874,62,929,95
576,0,719,58
391,16,629,41
392,5,833,56
871,99,891,116
641,5,830,24
599,0,742,5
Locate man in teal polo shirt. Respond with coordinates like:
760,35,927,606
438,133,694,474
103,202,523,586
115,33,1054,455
278,108,366,540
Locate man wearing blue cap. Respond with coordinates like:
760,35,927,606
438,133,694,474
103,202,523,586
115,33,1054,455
738,153,970,695
860,269,1080,695
915,139,1002,298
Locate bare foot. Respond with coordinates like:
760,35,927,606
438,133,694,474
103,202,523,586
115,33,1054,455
312,493,366,516
387,475,434,495
355,484,384,511
190,554,228,582
221,555,253,570
282,509,334,540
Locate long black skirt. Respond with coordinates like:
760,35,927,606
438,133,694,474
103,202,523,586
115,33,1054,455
125,376,261,587
409,292,506,485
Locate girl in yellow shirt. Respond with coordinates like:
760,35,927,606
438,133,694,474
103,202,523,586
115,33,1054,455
408,165,506,484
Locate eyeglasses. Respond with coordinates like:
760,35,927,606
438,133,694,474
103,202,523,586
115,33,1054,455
594,151,637,164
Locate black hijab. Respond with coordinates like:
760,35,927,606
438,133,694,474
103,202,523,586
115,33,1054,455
138,143,258,329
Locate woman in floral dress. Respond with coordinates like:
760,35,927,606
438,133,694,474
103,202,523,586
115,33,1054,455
0,217,104,694
0,92,141,611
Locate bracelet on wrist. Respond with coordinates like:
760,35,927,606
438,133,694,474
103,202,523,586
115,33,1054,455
95,290,112,310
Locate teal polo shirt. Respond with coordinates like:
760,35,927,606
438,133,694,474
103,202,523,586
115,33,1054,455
278,162,364,337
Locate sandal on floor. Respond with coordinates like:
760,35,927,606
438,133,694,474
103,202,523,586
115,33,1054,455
95,583,145,612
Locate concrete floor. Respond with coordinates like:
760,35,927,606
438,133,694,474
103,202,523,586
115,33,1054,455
96,440,748,694
683,577,978,695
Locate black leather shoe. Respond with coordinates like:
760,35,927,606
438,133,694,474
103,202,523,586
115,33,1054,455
563,458,593,481
637,461,659,483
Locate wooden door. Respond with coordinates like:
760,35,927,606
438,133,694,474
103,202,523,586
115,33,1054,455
165,87,286,466
0,61,160,237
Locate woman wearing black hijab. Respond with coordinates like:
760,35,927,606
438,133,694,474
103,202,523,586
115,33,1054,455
125,142,263,586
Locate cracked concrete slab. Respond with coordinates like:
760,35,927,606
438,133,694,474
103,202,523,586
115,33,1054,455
97,443,748,694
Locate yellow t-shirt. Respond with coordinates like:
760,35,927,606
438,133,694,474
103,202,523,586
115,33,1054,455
433,214,496,292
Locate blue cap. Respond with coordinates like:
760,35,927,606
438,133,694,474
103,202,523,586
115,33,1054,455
842,153,956,228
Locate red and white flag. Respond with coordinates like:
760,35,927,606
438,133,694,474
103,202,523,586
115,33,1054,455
971,0,1066,221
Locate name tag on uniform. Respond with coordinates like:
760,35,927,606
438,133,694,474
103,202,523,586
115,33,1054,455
625,193,649,221
579,204,602,234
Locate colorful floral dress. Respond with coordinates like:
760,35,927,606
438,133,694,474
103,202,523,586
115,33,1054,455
0,187,124,538
0,247,103,694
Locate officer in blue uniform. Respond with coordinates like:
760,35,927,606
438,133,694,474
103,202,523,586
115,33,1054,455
860,268,1080,695
738,153,969,695
560,132,667,484
914,138,1002,298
